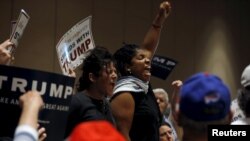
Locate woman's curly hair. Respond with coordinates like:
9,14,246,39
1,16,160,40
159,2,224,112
113,43,139,77
77,46,114,92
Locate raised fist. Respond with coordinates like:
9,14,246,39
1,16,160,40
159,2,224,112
159,1,171,18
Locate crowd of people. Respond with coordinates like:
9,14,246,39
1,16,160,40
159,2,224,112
1,1,250,141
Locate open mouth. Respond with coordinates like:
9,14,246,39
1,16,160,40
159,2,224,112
145,67,151,73
145,66,151,70
110,81,115,88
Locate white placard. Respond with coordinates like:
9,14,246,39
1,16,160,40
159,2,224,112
10,21,17,36
9,9,30,54
56,16,95,76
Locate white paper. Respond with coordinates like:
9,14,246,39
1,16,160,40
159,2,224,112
9,9,30,54
56,16,95,76
10,21,17,36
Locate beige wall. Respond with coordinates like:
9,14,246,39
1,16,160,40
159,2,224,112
1,0,250,99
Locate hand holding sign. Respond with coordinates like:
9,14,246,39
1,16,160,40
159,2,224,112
0,39,14,65
0,65,75,141
56,16,95,76
151,55,178,80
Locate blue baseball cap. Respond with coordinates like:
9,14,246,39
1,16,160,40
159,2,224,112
180,72,231,121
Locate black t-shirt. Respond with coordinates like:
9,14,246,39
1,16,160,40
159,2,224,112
130,86,161,141
64,92,115,138
111,84,162,141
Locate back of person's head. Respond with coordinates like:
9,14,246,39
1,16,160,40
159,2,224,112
77,46,114,91
153,88,169,103
69,120,125,141
153,88,170,115
241,64,250,89
113,43,139,76
178,72,231,133
237,64,250,117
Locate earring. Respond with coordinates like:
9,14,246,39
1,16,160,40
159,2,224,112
127,69,132,74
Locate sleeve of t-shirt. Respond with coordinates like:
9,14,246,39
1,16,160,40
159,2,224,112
13,125,38,141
